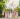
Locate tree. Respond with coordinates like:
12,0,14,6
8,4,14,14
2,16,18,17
15,7,20,14
5,8,10,12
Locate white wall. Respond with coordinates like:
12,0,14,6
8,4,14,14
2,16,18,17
5,0,19,9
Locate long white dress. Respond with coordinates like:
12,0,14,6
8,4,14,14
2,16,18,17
9,12,12,18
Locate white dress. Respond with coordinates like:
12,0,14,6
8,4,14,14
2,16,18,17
9,13,12,18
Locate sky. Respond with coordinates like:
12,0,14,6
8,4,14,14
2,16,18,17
5,0,19,9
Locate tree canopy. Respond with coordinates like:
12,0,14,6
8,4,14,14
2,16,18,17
15,7,20,13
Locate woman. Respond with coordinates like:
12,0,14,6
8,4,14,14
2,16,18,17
13,10,18,19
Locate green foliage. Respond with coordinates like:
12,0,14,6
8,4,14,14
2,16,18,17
0,4,5,11
7,9,11,11
0,5,2,10
16,8,20,13
18,8,20,13
5,9,10,12
0,14,4,18
0,14,2,17
0,0,5,14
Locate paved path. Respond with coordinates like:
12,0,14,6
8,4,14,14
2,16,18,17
0,16,20,19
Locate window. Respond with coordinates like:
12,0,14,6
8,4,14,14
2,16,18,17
0,0,3,2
